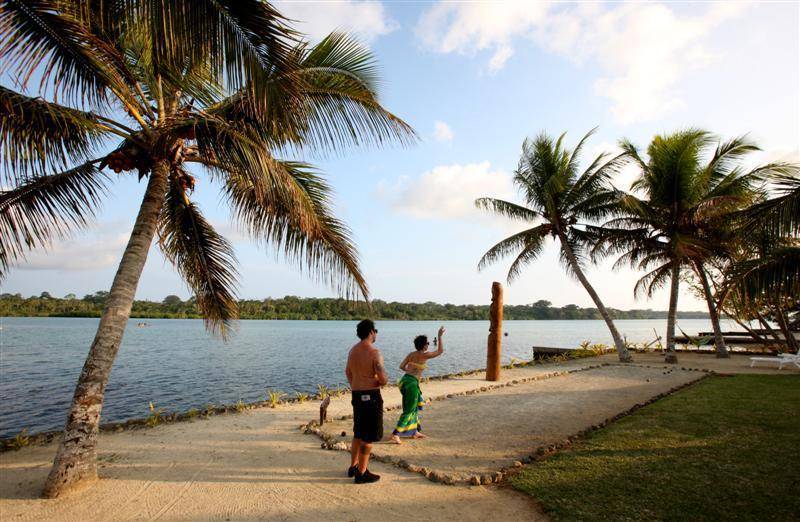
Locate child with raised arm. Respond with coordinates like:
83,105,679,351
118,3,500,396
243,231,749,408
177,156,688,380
390,326,445,444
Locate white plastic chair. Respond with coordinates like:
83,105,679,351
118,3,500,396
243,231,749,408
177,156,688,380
750,353,800,370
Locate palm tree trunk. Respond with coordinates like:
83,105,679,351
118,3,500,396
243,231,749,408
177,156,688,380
695,262,728,358
42,162,169,498
774,303,799,353
558,233,632,362
755,310,783,344
665,262,680,364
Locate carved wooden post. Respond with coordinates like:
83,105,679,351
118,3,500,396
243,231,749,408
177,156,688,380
486,281,503,381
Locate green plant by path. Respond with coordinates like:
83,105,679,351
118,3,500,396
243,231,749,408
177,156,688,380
511,375,800,521
2,428,30,451
267,390,286,408
145,402,164,427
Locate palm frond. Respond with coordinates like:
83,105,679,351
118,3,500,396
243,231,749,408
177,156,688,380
0,161,109,279
726,247,800,304
0,0,136,107
474,197,540,223
564,127,597,179
739,171,800,238
158,176,239,338
634,262,673,298
219,160,369,301
128,0,297,91
506,234,547,283
477,224,549,273
0,86,113,182
703,135,760,185
209,32,416,155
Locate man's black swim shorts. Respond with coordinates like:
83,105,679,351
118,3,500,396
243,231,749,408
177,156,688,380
351,389,383,442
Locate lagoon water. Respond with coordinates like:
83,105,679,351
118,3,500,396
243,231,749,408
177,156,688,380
0,317,737,437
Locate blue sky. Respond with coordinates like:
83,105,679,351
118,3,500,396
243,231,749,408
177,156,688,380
4,1,799,311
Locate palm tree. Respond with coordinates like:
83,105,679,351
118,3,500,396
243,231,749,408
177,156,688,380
0,0,414,497
723,172,800,352
475,129,633,363
594,131,777,363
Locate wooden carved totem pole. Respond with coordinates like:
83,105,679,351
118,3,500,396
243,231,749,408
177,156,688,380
486,281,503,381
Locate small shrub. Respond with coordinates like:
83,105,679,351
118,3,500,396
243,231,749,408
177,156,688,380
267,390,286,408
202,403,216,418
296,392,309,403
317,384,330,399
186,408,199,420
4,428,30,451
146,401,165,427
235,399,246,413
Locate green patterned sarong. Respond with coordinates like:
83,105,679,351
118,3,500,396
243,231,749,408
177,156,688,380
393,374,424,437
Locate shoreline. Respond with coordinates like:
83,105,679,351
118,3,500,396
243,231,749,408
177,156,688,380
0,354,585,451
2,315,714,320
1,353,795,521
0,345,784,447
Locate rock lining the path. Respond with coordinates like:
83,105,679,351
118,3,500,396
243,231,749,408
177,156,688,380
306,364,710,486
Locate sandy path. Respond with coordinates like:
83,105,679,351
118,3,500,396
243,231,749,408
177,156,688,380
319,365,703,482
0,353,786,521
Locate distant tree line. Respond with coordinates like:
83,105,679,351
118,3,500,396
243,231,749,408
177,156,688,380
0,292,710,321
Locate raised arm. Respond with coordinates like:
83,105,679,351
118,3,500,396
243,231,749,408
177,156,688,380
423,326,446,359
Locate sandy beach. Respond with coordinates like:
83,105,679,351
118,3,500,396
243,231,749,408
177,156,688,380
0,353,795,521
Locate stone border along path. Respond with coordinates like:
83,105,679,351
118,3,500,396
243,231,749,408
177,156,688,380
306,362,712,486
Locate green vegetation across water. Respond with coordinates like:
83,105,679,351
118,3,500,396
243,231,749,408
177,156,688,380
0,293,709,321
512,374,800,521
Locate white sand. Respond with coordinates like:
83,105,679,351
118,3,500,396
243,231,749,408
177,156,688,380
0,353,791,521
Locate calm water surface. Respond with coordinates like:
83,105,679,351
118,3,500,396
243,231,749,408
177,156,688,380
0,317,737,437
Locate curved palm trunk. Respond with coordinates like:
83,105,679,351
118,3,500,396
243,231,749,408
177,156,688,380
695,262,728,358
774,303,799,354
664,262,680,364
558,233,632,362
42,163,169,498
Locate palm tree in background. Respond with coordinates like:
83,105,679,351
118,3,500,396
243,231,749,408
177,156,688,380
723,172,800,352
0,0,414,497
594,131,781,363
475,129,633,363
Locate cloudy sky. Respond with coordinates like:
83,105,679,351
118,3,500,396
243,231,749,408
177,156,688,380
4,1,799,311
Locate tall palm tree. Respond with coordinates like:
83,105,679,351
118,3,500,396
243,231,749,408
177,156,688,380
475,130,633,363
0,0,414,497
594,131,777,363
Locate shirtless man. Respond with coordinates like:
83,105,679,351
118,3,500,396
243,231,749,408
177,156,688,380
345,319,388,484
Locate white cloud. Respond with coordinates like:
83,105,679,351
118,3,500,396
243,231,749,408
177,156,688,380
488,44,514,72
416,1,550,71
276,0,397,43
416,2,751,123
432,120,454,143
379,161,515,220
16,222,131,271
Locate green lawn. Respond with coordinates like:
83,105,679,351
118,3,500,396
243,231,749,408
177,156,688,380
511,375,800,521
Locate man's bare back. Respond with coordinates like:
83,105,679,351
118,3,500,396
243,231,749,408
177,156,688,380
346,341,388,391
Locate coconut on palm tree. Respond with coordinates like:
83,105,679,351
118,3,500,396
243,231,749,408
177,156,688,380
0,0,414,497
475,129,633,363
594,130,779,363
